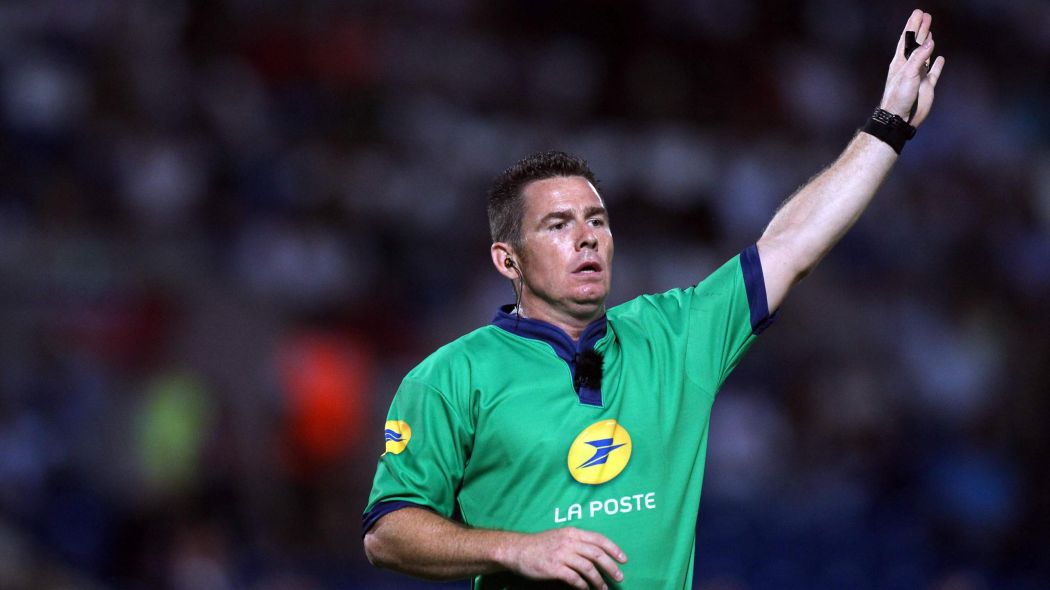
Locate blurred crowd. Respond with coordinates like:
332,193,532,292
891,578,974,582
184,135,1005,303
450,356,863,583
0,0,1048,588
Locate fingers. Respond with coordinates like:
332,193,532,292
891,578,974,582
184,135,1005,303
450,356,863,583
513,528,627,588
916,11,932,44
882,10,945,128
574,531,625,586
577,530,626,583
897,9,934,64
590,549,625,585
557,565,590,590
904,8,924,33
927,55,946,87
911,52,946,127
566,554,607,590
581,530,627,564
896,9,925,57
905,31,935,76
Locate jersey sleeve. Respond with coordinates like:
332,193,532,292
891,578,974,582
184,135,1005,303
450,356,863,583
613,244,775,394
688,244,775,389
362,377,473,534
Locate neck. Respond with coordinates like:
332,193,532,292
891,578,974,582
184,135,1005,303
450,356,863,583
517,300,604,341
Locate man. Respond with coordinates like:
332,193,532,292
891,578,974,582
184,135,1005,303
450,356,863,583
363,9,945,590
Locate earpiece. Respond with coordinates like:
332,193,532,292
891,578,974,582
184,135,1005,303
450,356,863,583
504,255,523,318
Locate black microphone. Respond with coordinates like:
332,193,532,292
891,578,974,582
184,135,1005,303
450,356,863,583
573,348,604,393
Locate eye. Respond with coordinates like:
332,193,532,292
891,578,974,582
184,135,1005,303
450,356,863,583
588,218,605,227
549,221,566,231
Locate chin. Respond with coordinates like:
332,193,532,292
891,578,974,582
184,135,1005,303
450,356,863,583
570,291,608,312
576,284,609,301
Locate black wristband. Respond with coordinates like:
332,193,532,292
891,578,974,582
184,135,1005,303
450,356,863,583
861,108,916,154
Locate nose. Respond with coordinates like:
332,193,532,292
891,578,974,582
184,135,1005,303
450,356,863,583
577,223,598,251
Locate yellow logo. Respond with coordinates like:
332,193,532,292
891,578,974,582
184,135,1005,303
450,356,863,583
567,420,632,485
384,420,412,455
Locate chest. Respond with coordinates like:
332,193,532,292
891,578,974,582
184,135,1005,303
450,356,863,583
464,347,710,486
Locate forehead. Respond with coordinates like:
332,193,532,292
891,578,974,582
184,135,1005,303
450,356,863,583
520,176,604,219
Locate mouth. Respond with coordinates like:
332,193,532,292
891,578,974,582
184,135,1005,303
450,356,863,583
572,261,604,275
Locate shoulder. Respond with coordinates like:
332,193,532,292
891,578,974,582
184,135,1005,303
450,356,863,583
608,255,746,316
402,325,509,395
609,288,692,318
606,254,748,333
605,290,690,348
408,325,507,373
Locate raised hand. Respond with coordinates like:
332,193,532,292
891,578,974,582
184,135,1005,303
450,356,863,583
879,9,946,127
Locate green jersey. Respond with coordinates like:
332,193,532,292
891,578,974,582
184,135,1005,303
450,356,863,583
364,246,774,589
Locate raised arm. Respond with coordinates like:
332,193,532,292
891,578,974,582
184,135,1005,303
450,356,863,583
757,9,946,312
364,507,627,590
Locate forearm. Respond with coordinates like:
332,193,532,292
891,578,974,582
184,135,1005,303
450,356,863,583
755,9,944,313
364,507,518,580
757,131,897,309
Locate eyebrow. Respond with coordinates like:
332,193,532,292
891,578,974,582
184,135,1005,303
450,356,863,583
537,206,608,226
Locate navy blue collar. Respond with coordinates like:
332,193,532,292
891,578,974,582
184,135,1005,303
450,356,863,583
491,305,607,406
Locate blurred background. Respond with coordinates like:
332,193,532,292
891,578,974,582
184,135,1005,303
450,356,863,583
0,0,1048,588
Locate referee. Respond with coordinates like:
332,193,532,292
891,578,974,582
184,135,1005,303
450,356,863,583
363,9,945,590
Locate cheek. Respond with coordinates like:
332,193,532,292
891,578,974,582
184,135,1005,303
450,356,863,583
543,238,574,262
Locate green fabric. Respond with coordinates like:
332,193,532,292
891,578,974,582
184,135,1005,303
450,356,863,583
366,254,759,589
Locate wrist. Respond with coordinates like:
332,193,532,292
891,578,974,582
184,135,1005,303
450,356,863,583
877,102,909,121
489,531,523,571
861,107,916,155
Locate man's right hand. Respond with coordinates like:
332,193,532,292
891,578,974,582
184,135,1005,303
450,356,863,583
365,508,628,588
499,526,628,590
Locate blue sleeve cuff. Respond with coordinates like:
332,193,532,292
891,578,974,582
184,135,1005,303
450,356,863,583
362,501,426,536
740,244,778,335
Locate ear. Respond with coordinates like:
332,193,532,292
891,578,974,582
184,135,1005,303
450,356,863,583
491,242,519,281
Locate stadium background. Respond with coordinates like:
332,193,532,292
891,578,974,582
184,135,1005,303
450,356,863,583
1,0,1048,588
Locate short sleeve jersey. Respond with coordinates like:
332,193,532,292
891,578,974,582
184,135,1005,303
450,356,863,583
364,246,775,589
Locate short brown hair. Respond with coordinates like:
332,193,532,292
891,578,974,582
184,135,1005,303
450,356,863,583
487,150,599,247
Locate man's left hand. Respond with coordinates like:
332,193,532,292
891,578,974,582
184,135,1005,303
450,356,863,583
879,9,946,127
